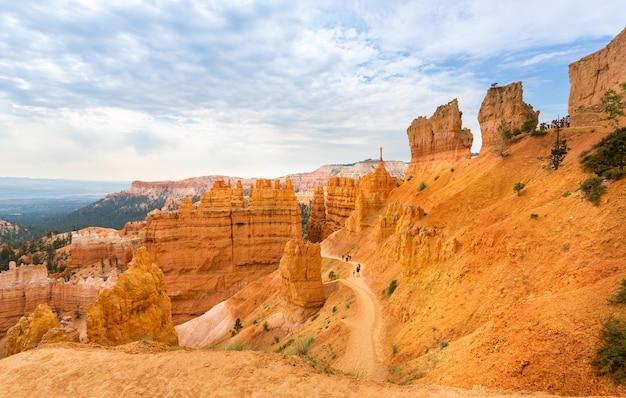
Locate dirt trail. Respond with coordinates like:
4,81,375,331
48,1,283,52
327,257,387,380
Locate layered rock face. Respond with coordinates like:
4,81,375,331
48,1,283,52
306,186,326,243
346,151,401,232
0,261,118,338
322,177,357,239
478,82,539,148
68,227,141,268
144,179,302,324
86,246,178,346
568,27,626,127
279,240,325,323
406,99,473,173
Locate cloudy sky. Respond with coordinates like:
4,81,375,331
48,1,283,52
0,1,623,182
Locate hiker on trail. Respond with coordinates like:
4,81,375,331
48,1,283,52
356,264,361,277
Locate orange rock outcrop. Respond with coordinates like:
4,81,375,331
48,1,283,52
144,179,302,324
86,246,178,346
279,240,325,323
568,27,626,127
477,82,539,148
5,303,58,356
406,99,473,173
345,150,401,232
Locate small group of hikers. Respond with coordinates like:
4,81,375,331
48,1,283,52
342,254,361,277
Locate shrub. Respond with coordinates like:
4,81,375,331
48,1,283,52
295,337,314,356
590,316,626,384
580,177,606,205
603,169,626,181
232,318,243,335
328,271,337,281
418,182,427,192
513,182,525,196
262,321,269,331
521,118,537,133
440,340,449,349
530,213,539,219
274,339,294,354
407,175,413,182
581,127,626,176
608,280,626,305
387,280,398,297
332,306,337,313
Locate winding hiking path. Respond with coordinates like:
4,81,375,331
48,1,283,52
325,257,386,380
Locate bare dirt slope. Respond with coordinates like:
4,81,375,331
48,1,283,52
0,342,569,398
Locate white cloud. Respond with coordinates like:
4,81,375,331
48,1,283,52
0,0,623,180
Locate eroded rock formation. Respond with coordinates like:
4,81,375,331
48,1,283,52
323,177,357,239
5,304,58,356
478,82,539,149
86,246,178,346
0,260,118,337
144,179,302,324
345,150,401,232
279,240,325,323
406,99,473,172
568,27,626,127
306,186,326,243
68,227,140,268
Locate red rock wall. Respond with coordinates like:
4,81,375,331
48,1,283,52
144,179,302,324
568,28,626,127
477,82,539,148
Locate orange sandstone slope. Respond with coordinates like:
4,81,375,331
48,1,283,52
325,126,626,396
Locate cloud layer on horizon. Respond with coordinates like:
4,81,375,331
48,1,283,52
0,1,623,181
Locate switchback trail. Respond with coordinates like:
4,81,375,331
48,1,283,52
325,256,386,381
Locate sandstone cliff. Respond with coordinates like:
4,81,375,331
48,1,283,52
144,179,302,324
86,246,178,346
279,240,325,323
477,82,539,149
568,27,626,127
406,99,473,173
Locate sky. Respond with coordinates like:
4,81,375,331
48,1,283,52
0,1,624,182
